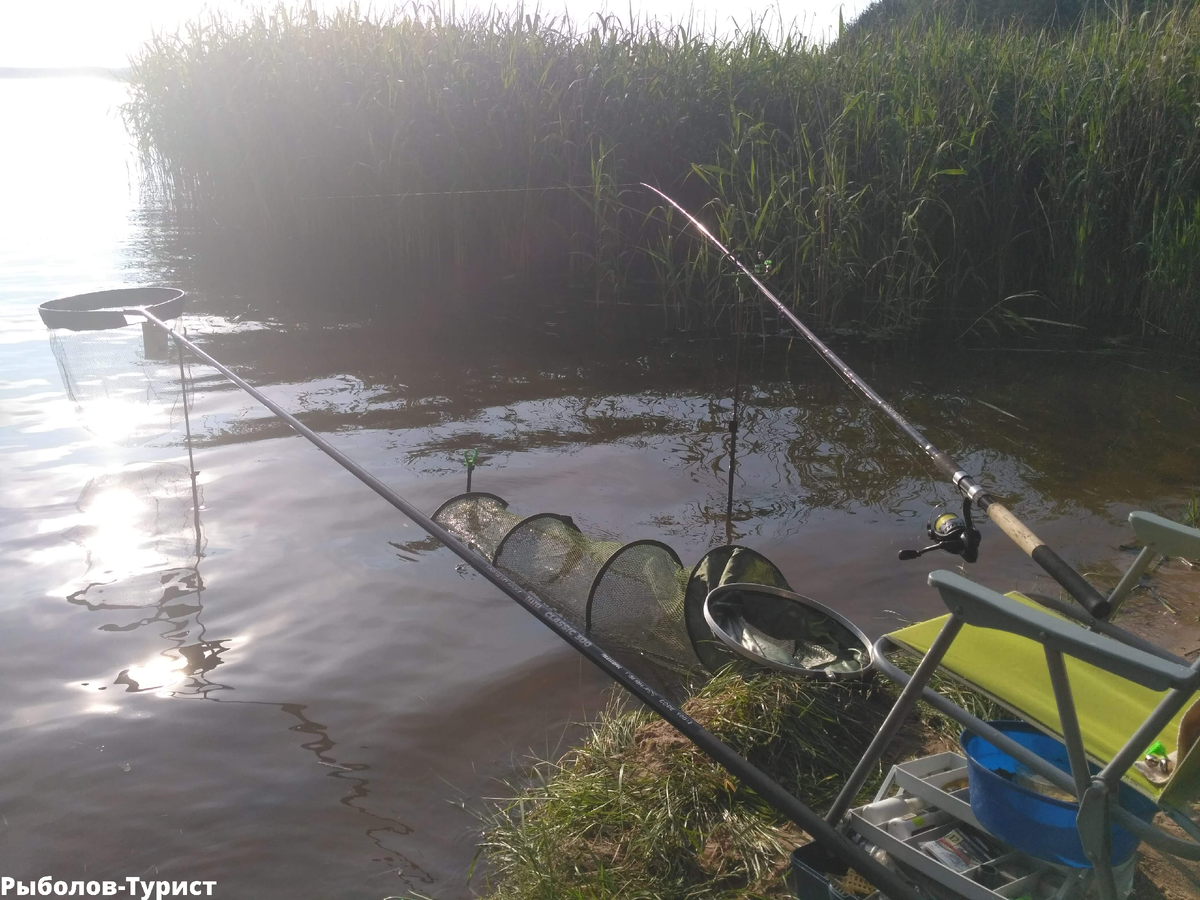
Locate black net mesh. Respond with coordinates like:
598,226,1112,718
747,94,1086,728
48,324,184,447
706,586,869,677
432,492,522,560
432,493,798,676
492,514,623,631
586,541,699,673
738,620,841,669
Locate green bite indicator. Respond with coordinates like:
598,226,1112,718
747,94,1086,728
465,448,478,492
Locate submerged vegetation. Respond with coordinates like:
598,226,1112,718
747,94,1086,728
125,1,1200,341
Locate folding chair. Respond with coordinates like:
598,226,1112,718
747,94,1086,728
827,512,1200,900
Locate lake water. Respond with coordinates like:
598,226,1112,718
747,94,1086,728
1,77,1197,897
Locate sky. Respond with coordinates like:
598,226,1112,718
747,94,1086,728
3,0,869,68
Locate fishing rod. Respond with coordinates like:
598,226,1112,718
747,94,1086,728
643,183,1112,620
133,308,925,900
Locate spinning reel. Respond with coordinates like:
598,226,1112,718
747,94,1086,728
899,498,981,563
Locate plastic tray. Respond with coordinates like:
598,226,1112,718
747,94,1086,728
853,753,1062,900
850,812,1059,900
874,751,980,828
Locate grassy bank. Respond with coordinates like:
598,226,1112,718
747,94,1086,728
126,2,1200,343
475,668,999,899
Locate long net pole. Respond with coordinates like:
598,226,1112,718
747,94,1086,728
137,308,925,900
642,184,1111,620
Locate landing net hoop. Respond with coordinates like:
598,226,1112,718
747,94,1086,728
38,287,186,331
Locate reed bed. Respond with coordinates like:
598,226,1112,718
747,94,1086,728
125,2,1200,343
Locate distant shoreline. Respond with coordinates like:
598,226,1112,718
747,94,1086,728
0,66,130,80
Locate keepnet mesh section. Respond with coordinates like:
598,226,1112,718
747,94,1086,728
431,493,705,674
707,586,869,677
740,620,840,670
432,492,521,560
429,493,827,677
587,541,699,672
493,514,623,631
684,546,793,674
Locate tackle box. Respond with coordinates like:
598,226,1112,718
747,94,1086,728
854,752,1113,900
795,753,1086,900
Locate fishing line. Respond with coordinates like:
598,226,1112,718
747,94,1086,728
826,364,950,499
645,200,932,466
662,217,952,498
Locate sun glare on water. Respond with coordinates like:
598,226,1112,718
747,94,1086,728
77,483,165,580
74,395,165,446
122,655,189,692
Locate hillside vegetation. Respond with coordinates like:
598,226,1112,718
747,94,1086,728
844,0,1175,36
126,1,1200,343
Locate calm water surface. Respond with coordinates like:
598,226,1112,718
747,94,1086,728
2,78,1198,898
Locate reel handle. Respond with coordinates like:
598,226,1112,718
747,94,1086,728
899,498,981,563
898,544,942,561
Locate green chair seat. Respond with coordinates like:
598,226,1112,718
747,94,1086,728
889,592,1197,799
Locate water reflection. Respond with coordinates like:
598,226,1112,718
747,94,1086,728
270,702,435,889
60,389,436,890
66,463,204,613
64,429,214,679
1,75,610,897
156,317,1200,542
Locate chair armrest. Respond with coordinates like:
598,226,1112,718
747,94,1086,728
1130,511,1200,560
929,570,1199,692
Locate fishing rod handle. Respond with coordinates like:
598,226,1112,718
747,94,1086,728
983,501,1112,619
980,502,1040,555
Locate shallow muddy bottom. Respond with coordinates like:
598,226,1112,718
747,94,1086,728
1,77,1198,899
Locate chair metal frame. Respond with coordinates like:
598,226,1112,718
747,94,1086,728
826,512,1200,900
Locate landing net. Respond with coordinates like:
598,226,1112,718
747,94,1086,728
39,288,189,447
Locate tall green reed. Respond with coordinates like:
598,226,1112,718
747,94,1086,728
125,2,1200,344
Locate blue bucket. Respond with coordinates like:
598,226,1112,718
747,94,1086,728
961,722,1158,868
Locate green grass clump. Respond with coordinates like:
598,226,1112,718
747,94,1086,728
477,669,951,899
125,2,1200,344
1183,490,1199,528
